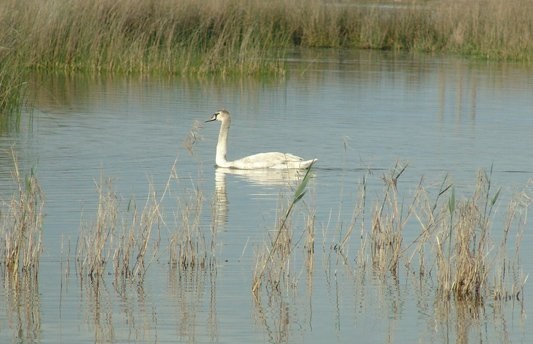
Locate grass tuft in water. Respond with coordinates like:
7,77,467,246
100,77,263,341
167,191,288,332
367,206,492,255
434,168,525,303
370,162,414,277
0,148,44,277
76,174,163,282
76,158,216,283
169,186,215,271
325,164,529,307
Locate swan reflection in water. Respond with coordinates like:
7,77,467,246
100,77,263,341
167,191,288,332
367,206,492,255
213,167,312,229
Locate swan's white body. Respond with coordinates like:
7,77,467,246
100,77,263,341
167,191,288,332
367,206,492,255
206,110,317,170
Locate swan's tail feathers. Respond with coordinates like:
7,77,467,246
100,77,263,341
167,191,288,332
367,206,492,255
300,158,317,169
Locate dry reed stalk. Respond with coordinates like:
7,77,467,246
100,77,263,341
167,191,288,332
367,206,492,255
77,176,118,279
252,163,313,295
491,179,531,302
183,120,204,156
169,186,212,270
370,162,418,276
335,173,367,260
0,149,43,340
0,148,43,276
113,181,163,282
77,174,163,282
256,208,293,293
77,157,215,282
408,175,453,276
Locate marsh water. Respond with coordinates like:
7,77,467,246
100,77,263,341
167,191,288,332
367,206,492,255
1,49,532,343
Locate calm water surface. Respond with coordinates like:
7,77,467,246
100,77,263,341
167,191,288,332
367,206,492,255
1,50,532,343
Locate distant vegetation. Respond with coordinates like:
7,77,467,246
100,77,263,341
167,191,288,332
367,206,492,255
1,0,532,112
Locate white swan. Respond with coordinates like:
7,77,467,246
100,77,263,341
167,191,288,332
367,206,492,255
205,110,317,169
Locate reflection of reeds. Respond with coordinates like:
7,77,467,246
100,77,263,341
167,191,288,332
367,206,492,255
0,148,43,276
3,271,41,341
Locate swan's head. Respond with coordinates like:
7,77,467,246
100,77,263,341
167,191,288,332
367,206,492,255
205,109,230,123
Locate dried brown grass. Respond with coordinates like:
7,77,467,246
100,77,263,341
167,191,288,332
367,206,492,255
370,163,413,276
327,164,529,306
169,186,215,271
252,163,314,295
434,169,500,301
0,148,43,276
0,149,43,341
76,174,163,282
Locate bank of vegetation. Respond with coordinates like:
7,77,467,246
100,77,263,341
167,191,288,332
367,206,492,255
1,0,532,113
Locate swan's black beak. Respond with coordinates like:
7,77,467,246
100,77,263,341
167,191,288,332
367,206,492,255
205,113,217,123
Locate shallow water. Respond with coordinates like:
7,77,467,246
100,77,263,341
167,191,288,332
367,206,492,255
1,50,532,343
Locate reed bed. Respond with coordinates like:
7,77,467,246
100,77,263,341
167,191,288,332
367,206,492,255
1,0,531,75
0,56,26,120
2,0,287,76
1,0,531,113
0,26,27,118
76,158,216,283
432,169,528,302
262,162,529,310
360,166,528,304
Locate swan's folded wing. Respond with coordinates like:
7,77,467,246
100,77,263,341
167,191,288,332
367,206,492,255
231,152,315,169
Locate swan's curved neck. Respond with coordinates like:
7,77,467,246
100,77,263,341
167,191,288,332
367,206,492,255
216,117,231,167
